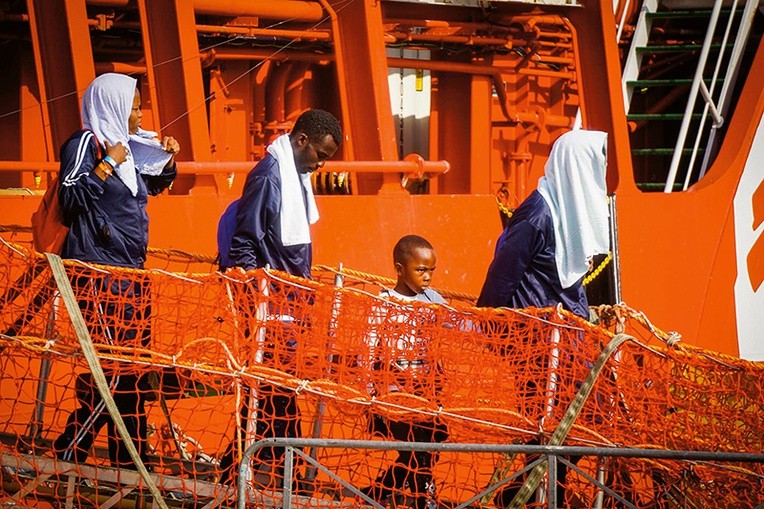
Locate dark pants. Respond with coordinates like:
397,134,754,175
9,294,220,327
493,325,583,508
218,383,301,485
54,372,150,468
54,275,151,468
365,415,449,509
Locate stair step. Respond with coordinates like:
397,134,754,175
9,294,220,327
632,148,704,156
627,78,725,88
637,42,732,53
636,182,686,191
627,113,703,121
645,9,733,19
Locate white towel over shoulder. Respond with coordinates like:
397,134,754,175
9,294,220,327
267,134,319,246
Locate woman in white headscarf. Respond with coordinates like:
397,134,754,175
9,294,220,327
53,73,179,470
477,129,610,319
59,72,179,268
476,129,609,508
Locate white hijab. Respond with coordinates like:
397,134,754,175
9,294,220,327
82,73,170,196
537,130,610,289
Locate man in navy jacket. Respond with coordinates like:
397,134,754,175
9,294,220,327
217,109,341,486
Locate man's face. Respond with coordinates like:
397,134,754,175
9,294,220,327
292,132,339,174
395,247,437,295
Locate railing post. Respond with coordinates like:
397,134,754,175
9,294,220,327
547,454,557,509
283,445,295,508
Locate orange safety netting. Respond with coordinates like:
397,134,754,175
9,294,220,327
1,241,762,508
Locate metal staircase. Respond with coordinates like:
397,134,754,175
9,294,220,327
621,0,761,192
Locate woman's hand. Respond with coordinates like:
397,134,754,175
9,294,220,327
104,140,128,165
161,136,180,166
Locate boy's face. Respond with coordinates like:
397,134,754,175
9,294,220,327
395,247,436,296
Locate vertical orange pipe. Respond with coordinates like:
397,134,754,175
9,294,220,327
316,0,354,160
285,62,311,122
322,0,400,194
136,0,161,132
567,3,633,192
266,63,291,132
26,0,95,159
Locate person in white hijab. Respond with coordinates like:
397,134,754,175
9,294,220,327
59,72,179,268
476,129,609,508
53,73,180,470
477,129,609,320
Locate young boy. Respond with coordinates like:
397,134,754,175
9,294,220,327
362,235,449,509
381,234,447,305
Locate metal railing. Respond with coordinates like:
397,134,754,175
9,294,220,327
237,438,764,509
664,0,758,192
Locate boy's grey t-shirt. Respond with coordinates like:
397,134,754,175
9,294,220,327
380,287,447,305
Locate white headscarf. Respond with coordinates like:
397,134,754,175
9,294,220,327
81,73,141,195
537,130,610,289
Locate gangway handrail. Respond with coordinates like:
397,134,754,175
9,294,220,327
665,0,756,192
663,0,726,193
237,437,764,509
681,0,740,191
698,0,761,180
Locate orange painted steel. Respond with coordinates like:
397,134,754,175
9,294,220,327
322,0,398,195
567,4,633,193
616,37,764,357
138,0,212,164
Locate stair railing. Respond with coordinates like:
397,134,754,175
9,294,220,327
663,0,726,193
697,0,760,181
681,0,741,190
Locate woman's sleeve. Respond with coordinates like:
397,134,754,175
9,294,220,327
476,220,542,308
143,162,177,196
58,131,107,225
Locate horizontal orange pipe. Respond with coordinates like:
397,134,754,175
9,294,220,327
95,62,148,75
0,160,450,175
205,48,333,65
85,0,325,22
388,57,574,80
386,32,514,47
195,24,331,41
179,160,450,175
